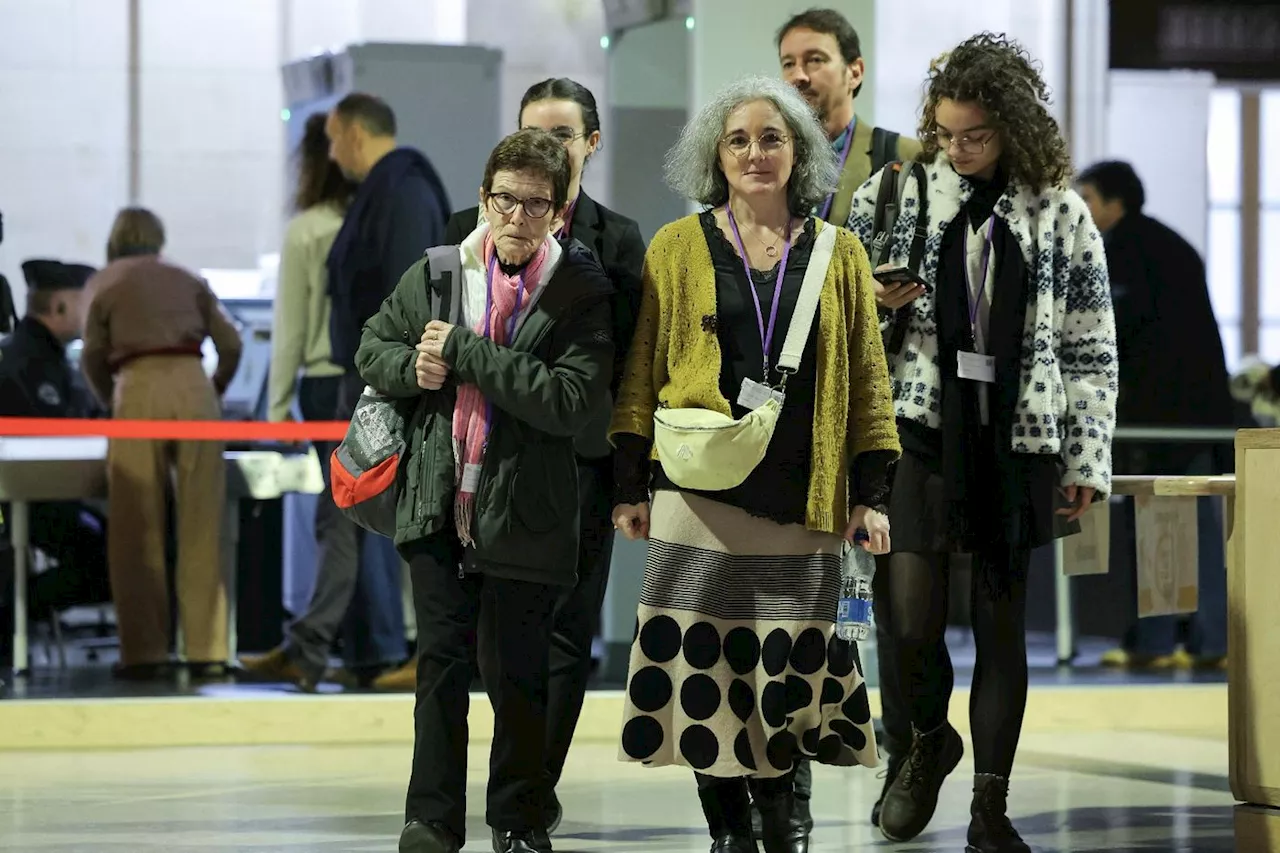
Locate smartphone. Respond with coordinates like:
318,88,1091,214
873,265,932,290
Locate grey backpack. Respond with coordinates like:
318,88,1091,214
329,247,462,537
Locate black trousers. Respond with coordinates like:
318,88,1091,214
477,456,615,791
404,531,560,843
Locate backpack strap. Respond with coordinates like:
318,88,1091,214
423,245,464,327
869,127,901,175
902,162,930,273
870,161,903,268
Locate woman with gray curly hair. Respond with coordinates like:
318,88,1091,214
609,75,900,853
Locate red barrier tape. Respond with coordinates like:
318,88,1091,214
0,418,349,442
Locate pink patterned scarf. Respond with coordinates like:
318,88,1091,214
452,230,550,545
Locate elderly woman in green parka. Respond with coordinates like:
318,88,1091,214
354,127,614,853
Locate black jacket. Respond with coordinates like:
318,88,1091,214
1104,213,1234,473
328,147,450,371
0,317,99,418
355,241,614,587
445,191,645,458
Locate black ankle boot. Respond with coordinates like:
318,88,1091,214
966,774,1030,853
699,782,759,853
870,753,904,827
878,722,965,843
754,792,807,853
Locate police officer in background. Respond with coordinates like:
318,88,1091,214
0,260,110,655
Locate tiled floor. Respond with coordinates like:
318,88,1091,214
0,732,1234,851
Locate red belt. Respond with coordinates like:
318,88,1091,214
111,345,204,371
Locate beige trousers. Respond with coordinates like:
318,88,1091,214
108,355,227,665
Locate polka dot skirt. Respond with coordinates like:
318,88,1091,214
617,491,880,779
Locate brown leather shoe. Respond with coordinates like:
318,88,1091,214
372,655,418,691
236,646,317,692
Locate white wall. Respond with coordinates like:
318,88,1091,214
0,0,130,307
0,0,467,314
873,0,1068,140
1106,70,1214,258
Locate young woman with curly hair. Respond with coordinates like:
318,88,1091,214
845,33,1118,852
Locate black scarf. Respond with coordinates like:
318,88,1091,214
934,168,1032,566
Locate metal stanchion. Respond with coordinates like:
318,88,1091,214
1053,536,1073,664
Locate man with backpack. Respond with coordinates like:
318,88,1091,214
768,8,922,849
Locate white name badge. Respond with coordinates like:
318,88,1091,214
461,463,483,493
957,351,996,383
738,377,785,410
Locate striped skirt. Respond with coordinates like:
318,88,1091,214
618,490,879,778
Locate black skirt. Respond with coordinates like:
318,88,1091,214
887,418,1078,556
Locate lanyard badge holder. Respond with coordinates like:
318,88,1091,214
726,208,794,411
957,217,997,384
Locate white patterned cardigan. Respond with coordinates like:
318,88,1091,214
846,156,1119,499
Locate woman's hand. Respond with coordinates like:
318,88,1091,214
1057,484,1097,524
419,320,456,361
414,349,449,390
872,264,926,310
844,504,891,555
415,321,456,390
613,502,651,541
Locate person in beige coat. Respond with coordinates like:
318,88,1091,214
81,207,242,680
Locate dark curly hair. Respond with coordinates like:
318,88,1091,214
918,33,1072,193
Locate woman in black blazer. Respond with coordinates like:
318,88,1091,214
438,77,646,834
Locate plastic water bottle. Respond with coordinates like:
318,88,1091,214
835,530,875,642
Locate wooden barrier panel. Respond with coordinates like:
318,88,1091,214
1231,429,1280,819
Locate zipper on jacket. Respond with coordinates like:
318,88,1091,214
416,432,428,522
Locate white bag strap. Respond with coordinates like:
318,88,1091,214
777,219,837,375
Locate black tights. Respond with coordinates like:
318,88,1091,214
695,770,795,837
873,549,1030,778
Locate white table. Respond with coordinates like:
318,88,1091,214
0,436,324,674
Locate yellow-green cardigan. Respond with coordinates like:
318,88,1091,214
608,214,901,535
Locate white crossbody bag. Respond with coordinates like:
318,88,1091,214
652,219,837,491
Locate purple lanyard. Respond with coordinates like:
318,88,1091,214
966,217,997,336
556,196,579,239
484,254,525,344
818,119,856,222
725,206,793,379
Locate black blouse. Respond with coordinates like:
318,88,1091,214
614,212,893,523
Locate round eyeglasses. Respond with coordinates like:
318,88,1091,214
720,131,791,158
927,129,996,155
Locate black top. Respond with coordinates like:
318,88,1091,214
446,191,647,459
615,212,893,524
0,316,100,418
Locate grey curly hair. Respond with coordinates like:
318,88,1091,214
664,75,838,215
